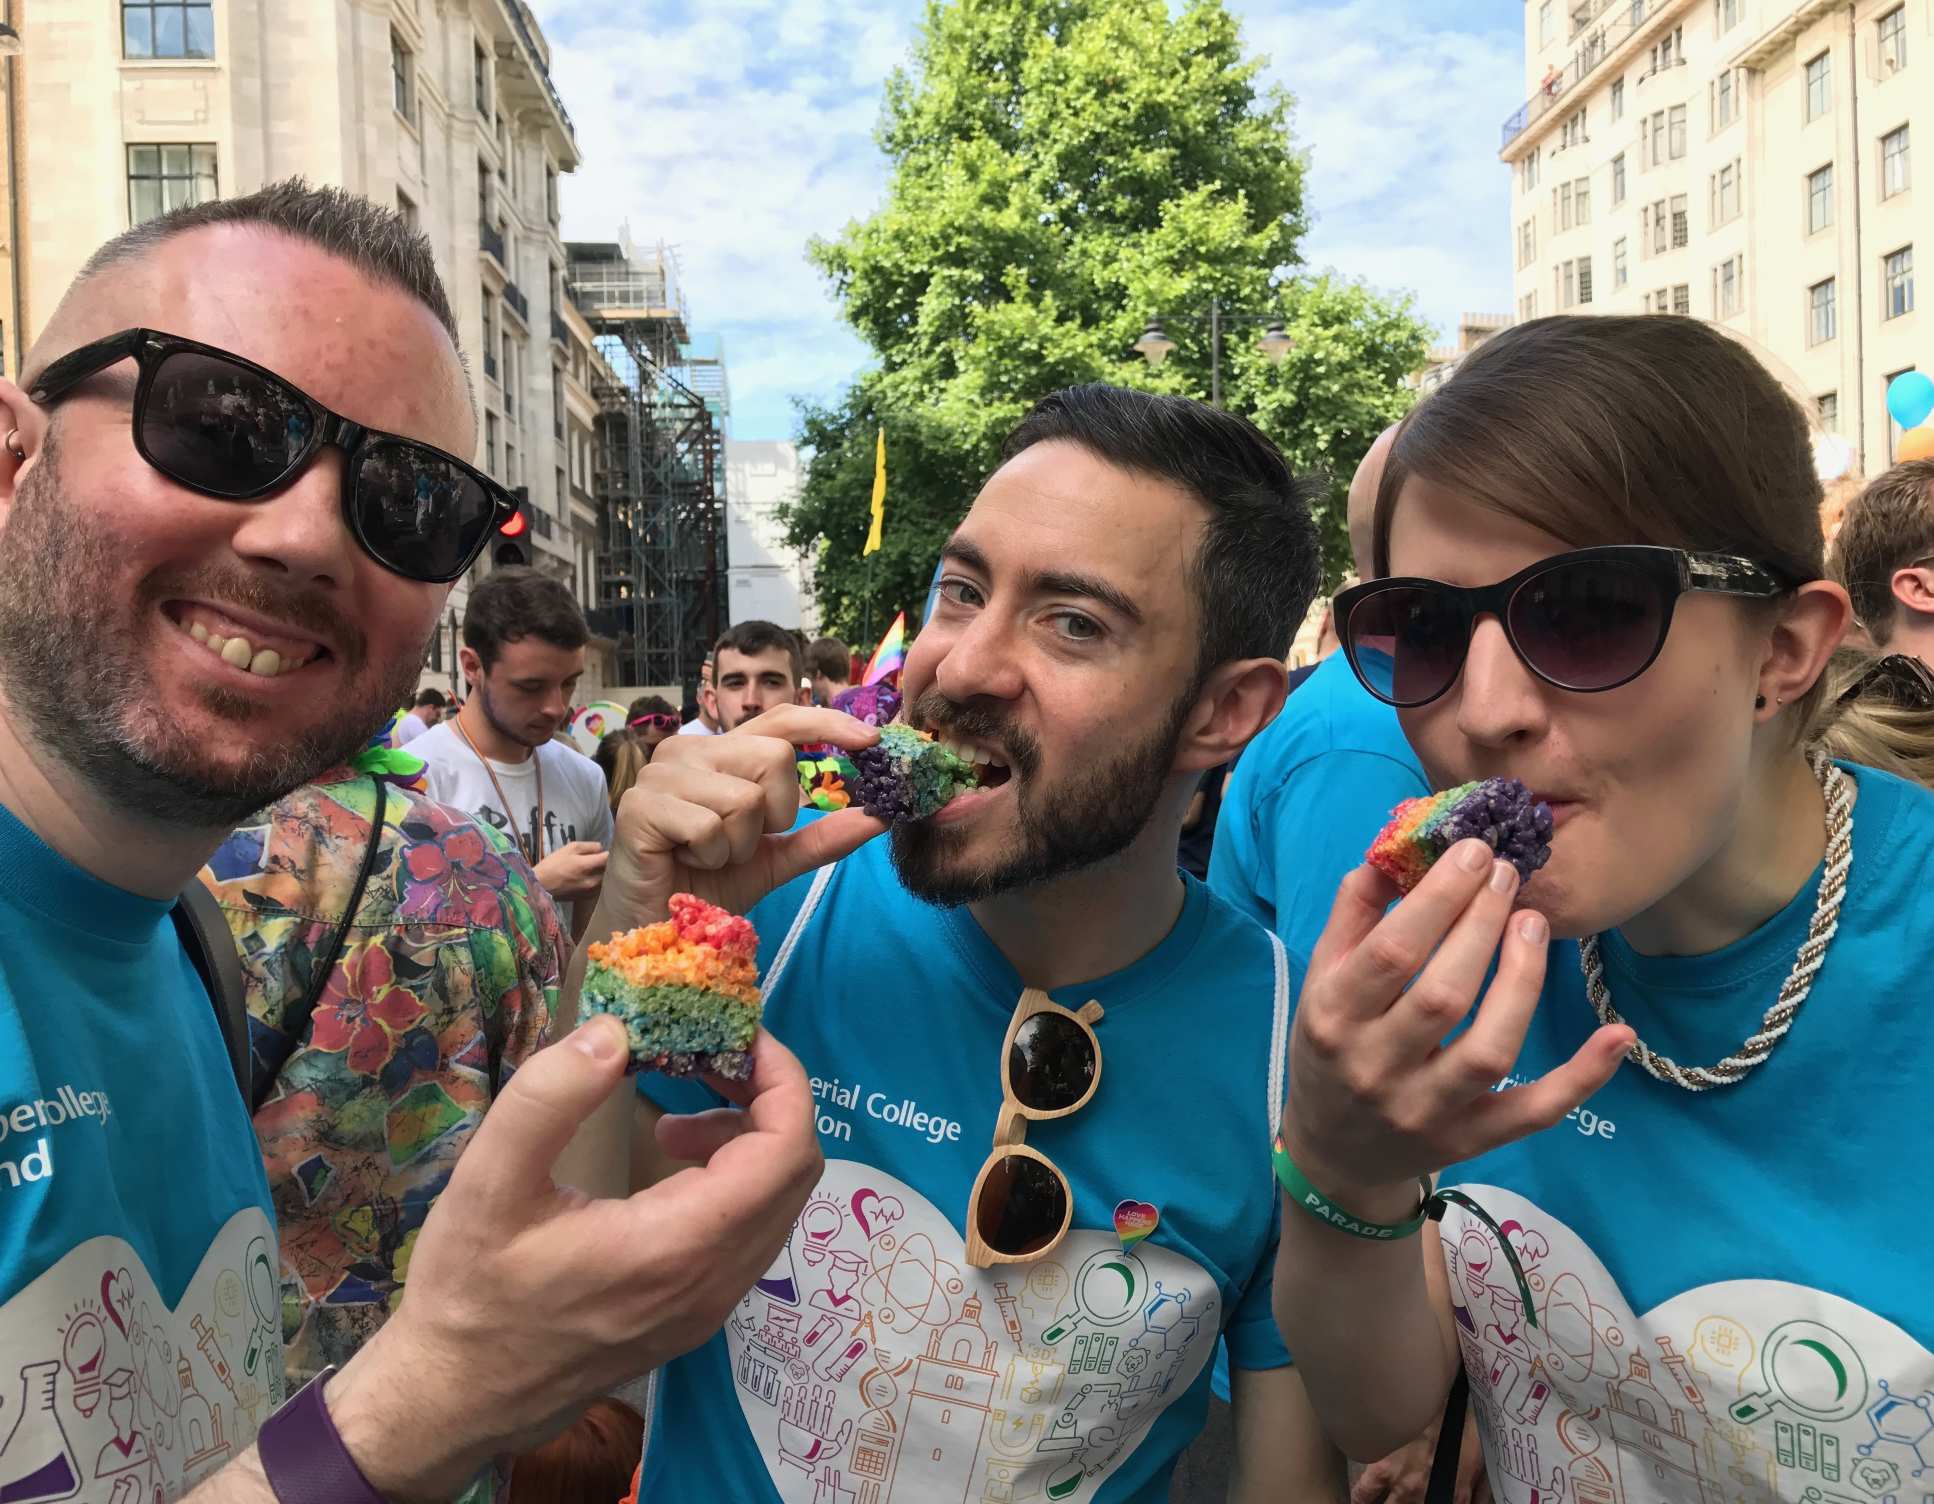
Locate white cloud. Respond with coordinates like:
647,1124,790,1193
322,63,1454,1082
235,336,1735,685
529,0,1524,436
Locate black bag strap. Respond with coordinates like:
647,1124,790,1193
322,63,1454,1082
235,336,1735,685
172,877,251,1102
1423,1366,1471,1504
175,775,389,1113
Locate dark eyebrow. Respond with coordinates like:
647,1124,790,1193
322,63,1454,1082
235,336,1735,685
941,535,1144,625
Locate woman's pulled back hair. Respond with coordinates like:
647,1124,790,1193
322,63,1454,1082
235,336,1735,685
1373,316,1830,724
1811,647,1934,791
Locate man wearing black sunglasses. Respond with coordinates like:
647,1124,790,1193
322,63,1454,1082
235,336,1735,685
622,386,1348,1503
0,179,822,1504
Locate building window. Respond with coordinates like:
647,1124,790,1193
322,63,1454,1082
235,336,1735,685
474,41,489,112
396,190,418,232
1671,194,1689,249
546,166,559,224
1808,164,1835,233
1518,218,1538,269
506,442,518,488
122,1,214,60
391,30,415,124
1614,236,1629,288
1712,67,1737,131
1881,125,1910,199
1809,278,1838,344
1805,52,1831,121
1877,7,1907,74
1714,255,1743,318
486,412,499,475
1522,150,1541,193
1611,77,1625,122
1540,0,1556,47
1819,392,1839,433
1673,284,1691,316
1519,291,1538,322
1612,152,1627,206
1650,26,1684,74
126,143,217,225
552,369,564,439
1647,200,1666,255
1577,256,1594,305
1561,109,1588,150
502,333,516,411
1669,105,1687,160
1574,177,1591,226
1711,161,1741,226
1560,260,1575,308
1557,182,1571,230
1884,246,1914,319
1714,0,1742,32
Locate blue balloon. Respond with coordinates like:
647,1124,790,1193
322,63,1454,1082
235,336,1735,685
1887,370,1934,431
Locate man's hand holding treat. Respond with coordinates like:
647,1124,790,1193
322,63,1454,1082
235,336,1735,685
597,704,891,932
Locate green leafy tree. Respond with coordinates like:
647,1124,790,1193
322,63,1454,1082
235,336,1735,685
782,0,1432,641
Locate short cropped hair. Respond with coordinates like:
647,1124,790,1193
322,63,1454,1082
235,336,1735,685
1830,461,1934,644
414,688,448,709
69,177,458,345
806,637,852,683
463,567,588,672
714,620,804,685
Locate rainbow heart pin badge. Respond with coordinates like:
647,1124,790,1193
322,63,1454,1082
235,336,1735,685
1113,1199,1160,1251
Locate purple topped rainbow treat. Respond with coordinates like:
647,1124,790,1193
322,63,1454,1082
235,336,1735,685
849,724,983,823
1366,778,1553,895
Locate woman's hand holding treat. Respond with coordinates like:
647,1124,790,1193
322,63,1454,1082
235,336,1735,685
1281,842,1634,1213
597,704,890,931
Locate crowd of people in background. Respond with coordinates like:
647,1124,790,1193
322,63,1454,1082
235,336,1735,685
7,178,1934,1504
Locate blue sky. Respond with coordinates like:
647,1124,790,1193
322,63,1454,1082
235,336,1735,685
527,0,1527,441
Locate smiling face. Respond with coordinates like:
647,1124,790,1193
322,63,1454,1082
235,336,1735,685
0,225,471,826
890,440,1213,904
1388,476,1775,938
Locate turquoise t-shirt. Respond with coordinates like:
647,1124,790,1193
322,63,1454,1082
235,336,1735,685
1439,763,1934,1504
1209,648,1426,947
0,800,281,1501
639,830,1296,1504
1206,647,1424,1399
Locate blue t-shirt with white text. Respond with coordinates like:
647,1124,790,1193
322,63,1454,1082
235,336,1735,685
639,830,1296,1504
1439,763,1934,1504
0,800,280,1501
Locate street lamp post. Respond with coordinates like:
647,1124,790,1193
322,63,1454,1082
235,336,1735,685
1132,298,1293,407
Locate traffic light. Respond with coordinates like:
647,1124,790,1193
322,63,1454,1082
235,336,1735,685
495,485,532,567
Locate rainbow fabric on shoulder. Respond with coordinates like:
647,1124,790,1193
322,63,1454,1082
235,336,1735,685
1366,777,1553,894
582,894,763,1080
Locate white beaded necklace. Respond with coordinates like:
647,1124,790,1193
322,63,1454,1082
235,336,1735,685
1577,751,1853,1092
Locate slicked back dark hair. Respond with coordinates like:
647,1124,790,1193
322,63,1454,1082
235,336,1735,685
1829,460,1934,644
1000,385,1322,680
69,177,458,346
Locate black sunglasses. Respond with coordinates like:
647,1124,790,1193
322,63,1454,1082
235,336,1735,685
1838,653,1934,710
1334,546,1791,709
28,328,514,584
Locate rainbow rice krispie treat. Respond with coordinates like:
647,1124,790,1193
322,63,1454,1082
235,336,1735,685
582,894,762,1079
1366,777,1553,895
848,724,981,823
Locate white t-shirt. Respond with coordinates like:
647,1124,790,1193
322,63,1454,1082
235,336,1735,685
677,718,718,736
412,720,615,926
394,708,431,745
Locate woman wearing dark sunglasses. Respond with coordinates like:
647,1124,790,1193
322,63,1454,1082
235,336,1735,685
1270,316,1934,1494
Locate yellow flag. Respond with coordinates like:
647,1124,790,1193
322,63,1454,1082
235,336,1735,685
863,427,886,556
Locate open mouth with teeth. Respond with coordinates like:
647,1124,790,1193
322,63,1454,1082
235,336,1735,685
164,603,329,679
933,735,1013,791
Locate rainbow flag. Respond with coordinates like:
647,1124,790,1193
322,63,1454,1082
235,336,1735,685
861,612,907,687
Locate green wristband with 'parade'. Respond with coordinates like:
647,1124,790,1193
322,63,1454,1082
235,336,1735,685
1272,1133,1433,1241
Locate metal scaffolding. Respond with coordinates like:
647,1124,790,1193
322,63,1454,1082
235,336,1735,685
567,231,730,690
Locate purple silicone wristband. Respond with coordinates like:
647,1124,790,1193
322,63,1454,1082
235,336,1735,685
257,1366,389,1504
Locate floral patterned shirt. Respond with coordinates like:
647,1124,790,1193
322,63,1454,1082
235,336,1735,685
200,769,565,1386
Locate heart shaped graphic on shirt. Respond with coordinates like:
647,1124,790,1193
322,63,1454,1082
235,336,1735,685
850,1187,905,1240
724,1159,1220,1503
2,1210,285,1500
1437,1186,1934,1504
1113,1200,1160,1251
102,1264,136,1335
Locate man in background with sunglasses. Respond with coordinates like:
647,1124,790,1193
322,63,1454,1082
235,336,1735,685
622,385,1347,1503
0,179,826,1504
1830,459,1934,665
